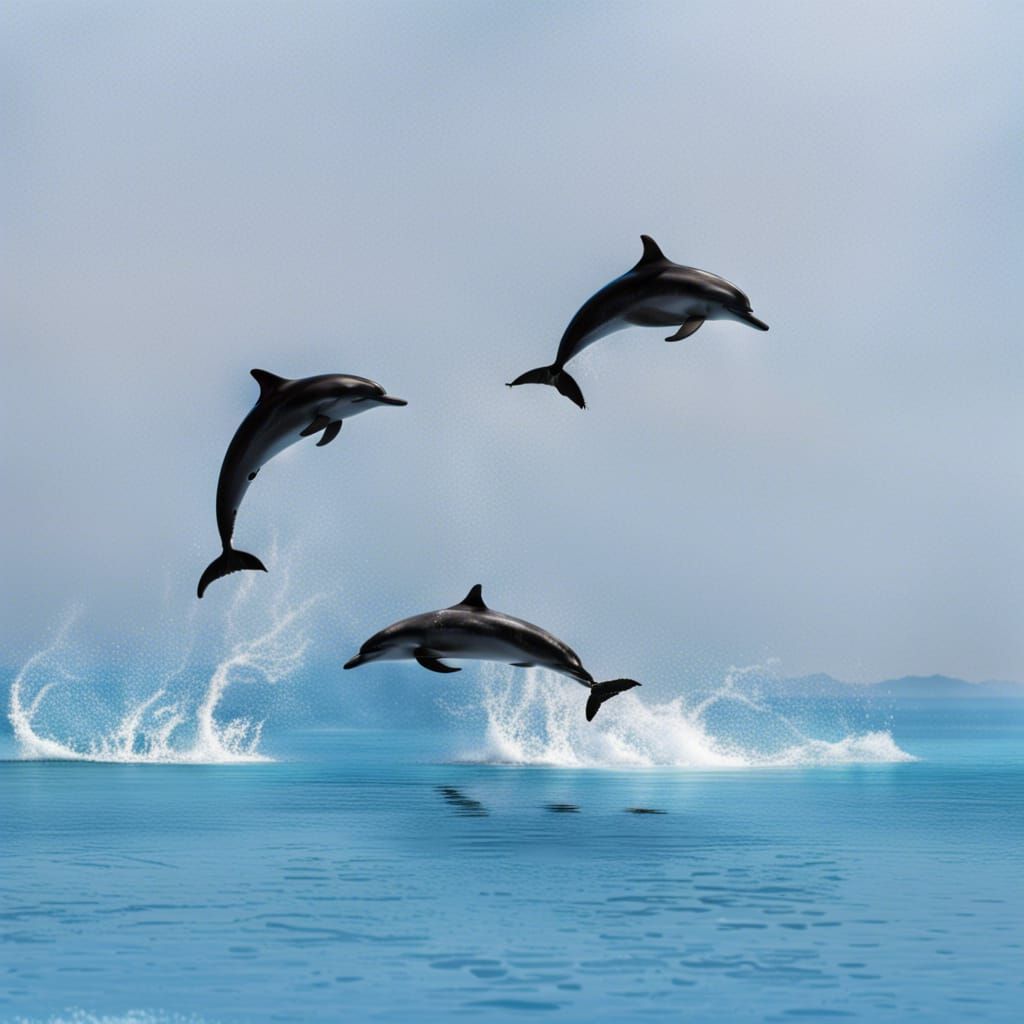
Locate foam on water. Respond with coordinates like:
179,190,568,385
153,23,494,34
8,564,317,764
15,1014,211,1024
465,664,916,768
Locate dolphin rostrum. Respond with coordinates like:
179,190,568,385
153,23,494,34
508,234,769,408
197,368,407,598
343,584,640,721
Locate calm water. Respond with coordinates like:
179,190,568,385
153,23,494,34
1,700,1022,1023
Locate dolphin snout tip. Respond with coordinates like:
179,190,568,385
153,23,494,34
730,308,770,332
343,655,364,670
378,395,408,406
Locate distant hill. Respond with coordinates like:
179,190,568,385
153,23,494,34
775,673,1024,699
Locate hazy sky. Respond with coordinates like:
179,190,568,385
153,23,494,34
2,0,1022,686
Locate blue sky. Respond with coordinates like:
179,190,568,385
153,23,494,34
2,0,1022,685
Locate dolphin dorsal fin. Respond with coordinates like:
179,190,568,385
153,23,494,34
250,368,287,399
635,234,668,268
455,584,487,610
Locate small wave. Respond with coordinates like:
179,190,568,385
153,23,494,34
460,665,916,768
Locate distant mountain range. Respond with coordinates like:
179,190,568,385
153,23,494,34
770,674,1024,699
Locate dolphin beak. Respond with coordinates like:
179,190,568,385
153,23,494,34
377,395,408,406
732,309,770,331
343,654,365,669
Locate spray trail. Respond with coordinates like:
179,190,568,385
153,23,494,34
8,557,319,763
463,663,915,768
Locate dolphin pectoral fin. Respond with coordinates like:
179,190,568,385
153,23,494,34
300,414,331,437
414,649,461,674
316,420,343,447
665,317,705,342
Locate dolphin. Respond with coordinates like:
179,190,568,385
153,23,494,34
508,234,769,408
197,368,407,598
343,584,640,721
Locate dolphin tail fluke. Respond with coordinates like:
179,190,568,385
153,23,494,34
507,365,586,410
585,679,641,722
197,548,267,598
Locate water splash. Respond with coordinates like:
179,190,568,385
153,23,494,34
464,663,915,768
8,560,318,764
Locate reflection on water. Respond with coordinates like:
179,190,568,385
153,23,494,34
1,715,1022,1023
437,785,489,817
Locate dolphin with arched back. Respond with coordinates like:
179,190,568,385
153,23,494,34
507,235,769,408
197,369,407,598
343,584,640,721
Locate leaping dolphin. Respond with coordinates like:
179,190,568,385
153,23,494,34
508,235,769,408
343,584,640,721
197,369,407,598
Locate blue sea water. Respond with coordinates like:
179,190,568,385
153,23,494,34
1,674,1022,1023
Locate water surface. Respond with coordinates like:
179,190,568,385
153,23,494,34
1,700,1021,1023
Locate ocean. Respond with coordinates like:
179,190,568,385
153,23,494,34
2,641,1022,1023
